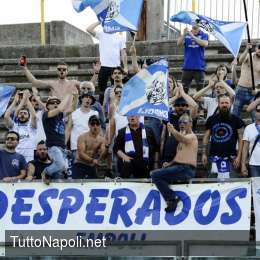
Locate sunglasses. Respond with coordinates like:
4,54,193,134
115,91,122,95
6,137,17,141
48,100,60,105
178,120,189,125
174,104,188,107
90,122,100,126
57,68,67,72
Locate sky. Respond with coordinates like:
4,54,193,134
0,0,98,32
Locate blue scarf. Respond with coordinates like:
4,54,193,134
125,123,149,160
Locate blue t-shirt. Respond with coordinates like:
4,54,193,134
42,112,65,149
0,149,26,179
183,30,208,71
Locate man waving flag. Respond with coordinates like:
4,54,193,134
118,59,169,120
171,11,246,57
72,0,143,33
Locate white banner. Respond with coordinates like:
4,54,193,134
0,181,251,243
252,178,260,241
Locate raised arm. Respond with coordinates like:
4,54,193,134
167,123,194,144
121,48,128,74
26,92,37,129
219,80,235,98
129,44,139,74
47,94,72,118
239,43,251,65
4,93,18,128
193,78,214,101
21,61,50,89
177,28,187,46
188,31,208,47
86,21,100,37
247,97,260,112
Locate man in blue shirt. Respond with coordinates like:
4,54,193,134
177,25,209,92
0,131,26,182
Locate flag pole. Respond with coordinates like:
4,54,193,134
242,0,255,90
40,0,46,45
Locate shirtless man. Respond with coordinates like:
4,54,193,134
151,113,198,213
19,57,79,100
72,115,109,179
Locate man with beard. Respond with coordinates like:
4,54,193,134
20,58,79,100
26,141,52,180
65,93,98,159
151,113,198,213
72,115,109,179
4,90,37,162
0,131,26,182
232,43,260,117
161,84,198,163
202,95,245,178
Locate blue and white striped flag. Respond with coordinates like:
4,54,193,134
72,0,143,33
118,59,169,120
171,11,246,57
0,85,15,117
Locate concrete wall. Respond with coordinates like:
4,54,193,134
0,21,93,46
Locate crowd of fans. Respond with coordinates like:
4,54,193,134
0,24,260,212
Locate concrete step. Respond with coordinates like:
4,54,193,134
0,53,234,70
0,66,241,83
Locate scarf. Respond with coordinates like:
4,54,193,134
125,123,149,160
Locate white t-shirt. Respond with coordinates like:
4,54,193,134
202,97,218,119
70,108,98,150
35,110,46,146
96,30,126,67
243,123,260,166
12,122,37,162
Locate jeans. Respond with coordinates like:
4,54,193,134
44,146,67,179
144,117,162,145
232,85,254,117
250,165,260,177
151,164,195,202
72,163,97,179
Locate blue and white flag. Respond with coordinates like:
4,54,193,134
118,59,169,120
0,85,15,117
171,11,246,57
72,0,143,33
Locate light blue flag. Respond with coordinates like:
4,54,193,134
118,60,169,120
0,85,15,117
171,11,246,57
72,0,143,33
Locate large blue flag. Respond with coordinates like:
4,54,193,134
72,0,143,33
171,11,246,57
0,85,15,117
118,60,169,120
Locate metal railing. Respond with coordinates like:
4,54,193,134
164,0,260,40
